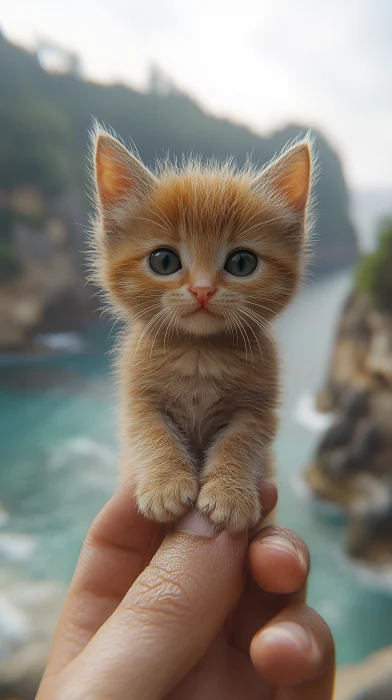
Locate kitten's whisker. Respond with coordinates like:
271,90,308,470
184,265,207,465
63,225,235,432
245,294,286,317
223,311,236,345
226,310,239,348
134,308,167,356
245,300,284,321
170,311,180,345
230,311,240,348
174,311,181,341
232,311,252,367
246,293,286,304
150,308,173,361
108,318,121,341
237,309,264,364
239,316,254,369
129,303,162,324
131,301,161,315
243,307,277,341
163,310,177,355
239,306,278,351
226,313,236,343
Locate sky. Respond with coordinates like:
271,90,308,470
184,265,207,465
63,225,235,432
1,0,391,189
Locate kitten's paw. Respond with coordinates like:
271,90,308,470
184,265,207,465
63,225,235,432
137,472,198,523
197,480,261,532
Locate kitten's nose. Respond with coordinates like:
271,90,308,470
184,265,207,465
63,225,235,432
189,284,217,305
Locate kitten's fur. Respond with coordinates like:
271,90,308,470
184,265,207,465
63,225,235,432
91,125,314,531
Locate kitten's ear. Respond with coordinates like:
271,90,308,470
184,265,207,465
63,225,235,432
93,128,156,212
257,141,313,215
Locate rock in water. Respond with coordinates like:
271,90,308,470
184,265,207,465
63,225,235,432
305,290,392,567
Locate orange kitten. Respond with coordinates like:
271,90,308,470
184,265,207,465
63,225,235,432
91,125,314,531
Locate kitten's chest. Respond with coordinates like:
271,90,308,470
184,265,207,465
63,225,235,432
161,346,239,440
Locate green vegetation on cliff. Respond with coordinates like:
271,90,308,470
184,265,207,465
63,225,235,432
356,217,392,311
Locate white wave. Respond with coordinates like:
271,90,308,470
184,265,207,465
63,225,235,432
0,580,65,664
294,392,335,432
34,332,85,353
0,533,37,562
48,436,115,473
47,436,117,497
0,595,31,644
348,559,392,594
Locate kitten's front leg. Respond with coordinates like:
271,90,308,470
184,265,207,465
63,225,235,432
122,401,198,522
197,413,275,532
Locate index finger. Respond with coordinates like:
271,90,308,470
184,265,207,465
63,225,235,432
45,480,160,676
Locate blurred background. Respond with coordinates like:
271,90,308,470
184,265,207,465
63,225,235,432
0,1,391,697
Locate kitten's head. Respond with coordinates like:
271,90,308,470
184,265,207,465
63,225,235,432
90,125,314,337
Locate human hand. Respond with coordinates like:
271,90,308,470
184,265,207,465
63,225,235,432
37,481,335,700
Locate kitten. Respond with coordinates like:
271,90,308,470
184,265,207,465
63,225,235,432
91,125,314,531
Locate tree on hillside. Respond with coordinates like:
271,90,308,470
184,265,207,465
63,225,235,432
356,217,392,311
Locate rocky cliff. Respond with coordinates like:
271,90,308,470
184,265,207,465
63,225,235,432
0,187,91,351
306,288,392,565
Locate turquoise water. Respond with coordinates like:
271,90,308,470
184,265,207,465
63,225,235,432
1,269,392,665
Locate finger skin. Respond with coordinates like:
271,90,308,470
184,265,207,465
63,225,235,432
250,604,335,700
232,526,309,652
61,528,247,700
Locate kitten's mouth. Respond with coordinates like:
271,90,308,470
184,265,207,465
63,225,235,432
187,307,215,316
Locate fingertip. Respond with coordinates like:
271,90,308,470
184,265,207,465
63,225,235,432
249,528,309,594
250,605,335,693
250,620,321,686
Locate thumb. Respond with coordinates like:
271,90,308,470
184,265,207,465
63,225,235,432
66,510,247,700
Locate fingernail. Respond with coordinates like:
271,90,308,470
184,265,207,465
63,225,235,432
176,510,218,538
261,536,302,562
258,622,312,652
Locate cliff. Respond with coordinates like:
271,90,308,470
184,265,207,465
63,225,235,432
0,187,91,350
0,35,358,350
305,219,392,566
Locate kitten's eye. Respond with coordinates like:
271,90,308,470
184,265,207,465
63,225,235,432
224,250,258,277
149,248,182,275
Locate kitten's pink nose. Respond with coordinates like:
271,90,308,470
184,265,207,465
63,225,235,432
189,284,217,305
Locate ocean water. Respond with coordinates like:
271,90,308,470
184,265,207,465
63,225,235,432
1,268,392,666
